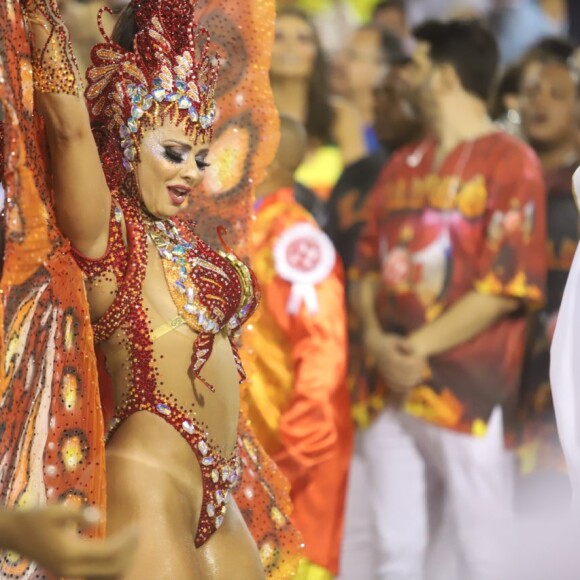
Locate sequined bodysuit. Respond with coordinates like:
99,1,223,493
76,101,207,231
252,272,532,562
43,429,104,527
73,193,259,547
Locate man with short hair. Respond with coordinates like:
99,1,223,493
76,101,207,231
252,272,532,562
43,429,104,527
518,39,579,493
372,0,408,40
348,19,546,579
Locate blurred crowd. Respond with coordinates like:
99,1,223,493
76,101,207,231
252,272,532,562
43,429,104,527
56,0,580,578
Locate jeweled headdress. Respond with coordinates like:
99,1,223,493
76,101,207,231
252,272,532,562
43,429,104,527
86,0,219,190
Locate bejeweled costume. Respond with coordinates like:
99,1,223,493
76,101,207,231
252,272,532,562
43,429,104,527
73,192,258,546
0,0,303,576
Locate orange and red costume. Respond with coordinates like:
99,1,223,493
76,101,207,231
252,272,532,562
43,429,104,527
245,187,353,576
0,0,304,577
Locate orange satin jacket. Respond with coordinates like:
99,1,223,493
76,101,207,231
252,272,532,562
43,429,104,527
245,187,353,575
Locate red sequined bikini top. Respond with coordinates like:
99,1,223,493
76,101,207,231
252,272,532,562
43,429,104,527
73,194,259,389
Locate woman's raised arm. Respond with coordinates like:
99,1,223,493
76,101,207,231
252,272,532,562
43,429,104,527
26,0,111,258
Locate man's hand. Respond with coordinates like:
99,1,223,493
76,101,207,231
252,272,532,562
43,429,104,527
364,329,425,393
2,505,138,578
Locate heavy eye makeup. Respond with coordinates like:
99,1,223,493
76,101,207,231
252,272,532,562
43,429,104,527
161,144,211,170
163,146,187,164
194,149,211,170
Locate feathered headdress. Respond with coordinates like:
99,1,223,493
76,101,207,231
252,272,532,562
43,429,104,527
85,0,219,190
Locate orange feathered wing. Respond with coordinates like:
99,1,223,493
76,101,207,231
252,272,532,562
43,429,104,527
191,0,280,260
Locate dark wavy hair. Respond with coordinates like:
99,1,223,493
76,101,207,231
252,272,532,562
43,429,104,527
273,7,334,145
111,4,139,50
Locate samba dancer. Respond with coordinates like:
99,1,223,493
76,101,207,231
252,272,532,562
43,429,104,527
15,0,301,576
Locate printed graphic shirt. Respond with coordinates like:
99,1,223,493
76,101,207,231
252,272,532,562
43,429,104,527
354,132,546,435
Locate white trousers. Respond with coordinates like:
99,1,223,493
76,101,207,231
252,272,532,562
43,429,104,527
339,408,515,580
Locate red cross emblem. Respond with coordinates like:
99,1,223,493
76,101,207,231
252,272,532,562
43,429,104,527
286,237,321,273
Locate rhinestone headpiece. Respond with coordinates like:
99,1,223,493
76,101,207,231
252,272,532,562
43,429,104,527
86,0,219,189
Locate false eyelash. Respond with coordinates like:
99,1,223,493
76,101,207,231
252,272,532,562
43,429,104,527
163,149,185,164
196,159,211,170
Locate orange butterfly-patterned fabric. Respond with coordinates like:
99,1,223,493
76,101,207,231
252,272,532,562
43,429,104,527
0,2,107,578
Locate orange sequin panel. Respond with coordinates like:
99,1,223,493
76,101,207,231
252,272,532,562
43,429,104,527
186,0,280,262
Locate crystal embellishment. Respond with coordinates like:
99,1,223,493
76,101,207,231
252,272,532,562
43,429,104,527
178,95,192,109
127,117,139,133
152,87,166,102
156,403,171,416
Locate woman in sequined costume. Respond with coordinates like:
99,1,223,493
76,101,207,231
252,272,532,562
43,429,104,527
19,0,301,577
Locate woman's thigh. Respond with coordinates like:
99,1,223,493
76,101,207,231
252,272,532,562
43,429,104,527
106,450,202,579
106,439,264,579
197,499,265,580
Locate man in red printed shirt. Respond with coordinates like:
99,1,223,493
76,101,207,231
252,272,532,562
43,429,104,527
343,19,546,580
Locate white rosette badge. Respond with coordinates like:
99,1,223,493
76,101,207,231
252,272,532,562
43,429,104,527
273,222,336,315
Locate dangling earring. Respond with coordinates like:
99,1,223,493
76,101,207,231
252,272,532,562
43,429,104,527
496,108,522,138
506,108,521,126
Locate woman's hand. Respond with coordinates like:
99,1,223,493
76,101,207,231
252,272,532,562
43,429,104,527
0,505,138,578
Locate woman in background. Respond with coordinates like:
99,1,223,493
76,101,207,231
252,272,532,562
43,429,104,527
270,7,367,200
